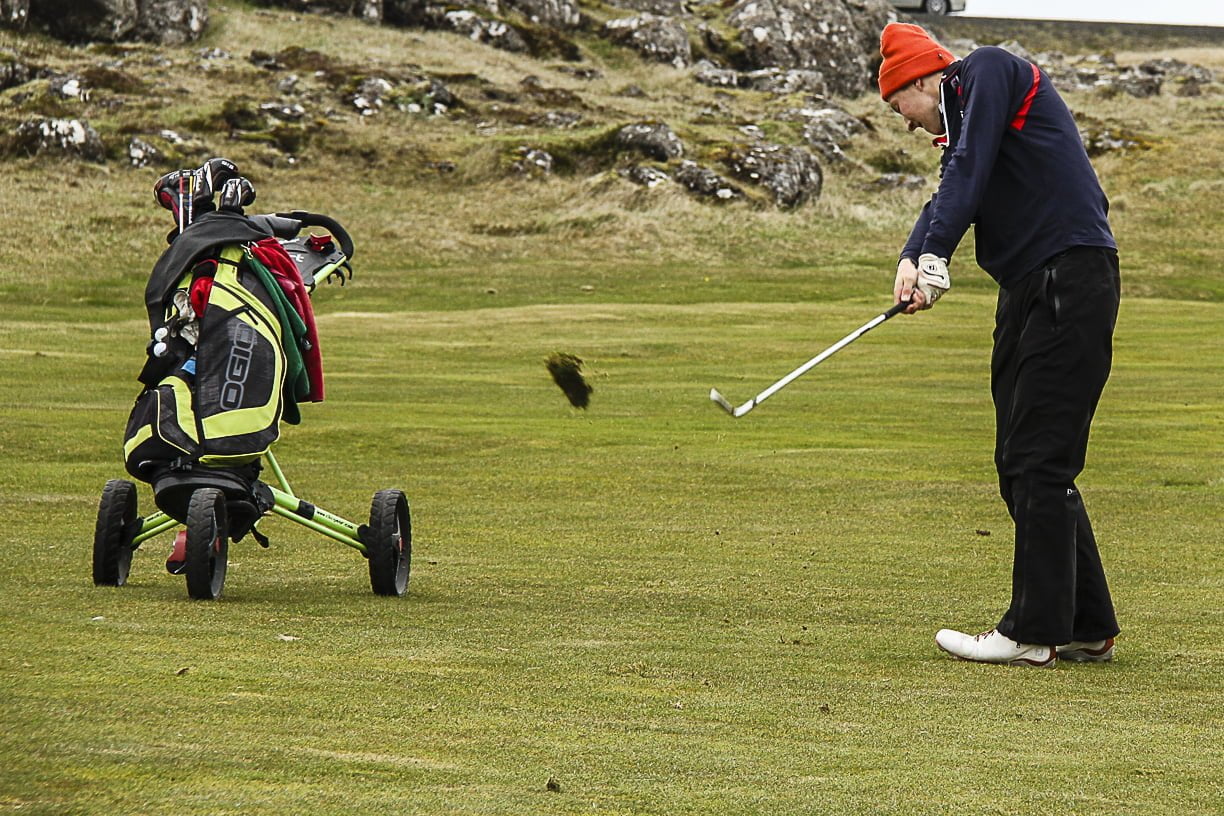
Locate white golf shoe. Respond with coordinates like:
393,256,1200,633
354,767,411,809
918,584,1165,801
935,627,1057,668
1057,638,1115,662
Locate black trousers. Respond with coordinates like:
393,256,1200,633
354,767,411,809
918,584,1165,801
992,246,1122,646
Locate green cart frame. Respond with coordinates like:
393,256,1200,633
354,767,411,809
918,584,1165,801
93,449,410,600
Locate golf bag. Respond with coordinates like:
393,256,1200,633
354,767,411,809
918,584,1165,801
123,189,352,528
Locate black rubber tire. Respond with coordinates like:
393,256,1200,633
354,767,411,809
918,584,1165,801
925,0,950,15
184,488,229,600
367,489,411,596
93,479,138,586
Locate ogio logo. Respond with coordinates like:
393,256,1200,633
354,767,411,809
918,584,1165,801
220,322,257,409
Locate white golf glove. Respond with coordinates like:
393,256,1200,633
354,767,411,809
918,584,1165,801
916,253,951,309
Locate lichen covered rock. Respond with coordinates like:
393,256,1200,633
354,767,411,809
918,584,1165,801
615,121,684,161
13,118,105,161
603,14,692,69
27,0,207,44
722,142,822,208
726,0,894,98
674,160,743,202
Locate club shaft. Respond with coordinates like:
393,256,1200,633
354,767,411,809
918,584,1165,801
749,303,905,407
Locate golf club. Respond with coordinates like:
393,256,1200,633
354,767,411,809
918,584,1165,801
710,300,909,418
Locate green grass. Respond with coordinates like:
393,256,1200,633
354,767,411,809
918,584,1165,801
2,297,1221,814
1,4,1222,814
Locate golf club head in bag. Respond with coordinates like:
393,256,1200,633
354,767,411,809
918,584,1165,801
198,157,240,194
218,177,257,213
152,158,243,232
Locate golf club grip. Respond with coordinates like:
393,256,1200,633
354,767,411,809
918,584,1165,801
278,211,355,261
885,300,910,318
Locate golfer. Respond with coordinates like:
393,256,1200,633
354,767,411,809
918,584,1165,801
879,22,1121,667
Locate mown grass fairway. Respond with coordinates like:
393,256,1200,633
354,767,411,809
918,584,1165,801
3,295,1221,814
1,4,1222,814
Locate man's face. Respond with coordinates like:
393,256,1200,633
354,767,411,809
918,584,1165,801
887,81,944,136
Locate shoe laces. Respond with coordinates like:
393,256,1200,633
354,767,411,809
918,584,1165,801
973,628,998,642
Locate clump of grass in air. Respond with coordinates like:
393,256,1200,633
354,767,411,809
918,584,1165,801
545,351,592,408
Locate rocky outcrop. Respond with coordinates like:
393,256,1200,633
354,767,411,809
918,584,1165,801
606,0,685,14
2,0,28,27
615,122,684,161
11,3,1202,208
275,1,382,19
135,0,209,44
33,0,138,41
1112,67,1161,98
13,118,106,160
511,145,554,174
1,55,37,90
128,136,161,167
674,160,744,202
778,106,865,163
952,39,1218,98
725,0,894,97
1138,57,1215,85
430,9,530,51
257,0,894,94
692,60,830,96
389,0,583,57
1103,58,1216,98
1076,114,1152,156
350,77,396,116
620,164,671,188
722,142,822,208
602,14,692,69
291,0,582,28
504,0,581,28
12,0,207,43
691,61,740,89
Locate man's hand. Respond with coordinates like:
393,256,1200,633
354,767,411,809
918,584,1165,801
894,257,925,313
916,253,950,309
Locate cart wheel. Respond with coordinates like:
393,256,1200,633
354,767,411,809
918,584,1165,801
93,479,138,586
367,489,411,596
184,488,229,600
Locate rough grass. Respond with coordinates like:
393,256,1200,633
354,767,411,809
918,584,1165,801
0,4,1222,815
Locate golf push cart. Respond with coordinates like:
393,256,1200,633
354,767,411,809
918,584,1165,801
92,158,410,600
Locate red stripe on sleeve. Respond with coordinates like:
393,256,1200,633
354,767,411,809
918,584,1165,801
1010,63,1040,131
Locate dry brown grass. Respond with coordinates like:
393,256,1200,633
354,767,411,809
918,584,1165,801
1115,45,1224,70
1,2,1220,307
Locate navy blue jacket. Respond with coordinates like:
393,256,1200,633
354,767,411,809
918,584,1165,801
901,47,1116,289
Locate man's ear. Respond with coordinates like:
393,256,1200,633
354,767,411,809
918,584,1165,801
914,72,941,95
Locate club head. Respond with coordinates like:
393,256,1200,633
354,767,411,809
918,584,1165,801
709,388,735,415
711,388,757,418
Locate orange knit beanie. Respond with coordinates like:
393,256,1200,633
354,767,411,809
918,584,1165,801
878,22,955,100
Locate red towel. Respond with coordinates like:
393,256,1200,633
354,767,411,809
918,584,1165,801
249,237,325,402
